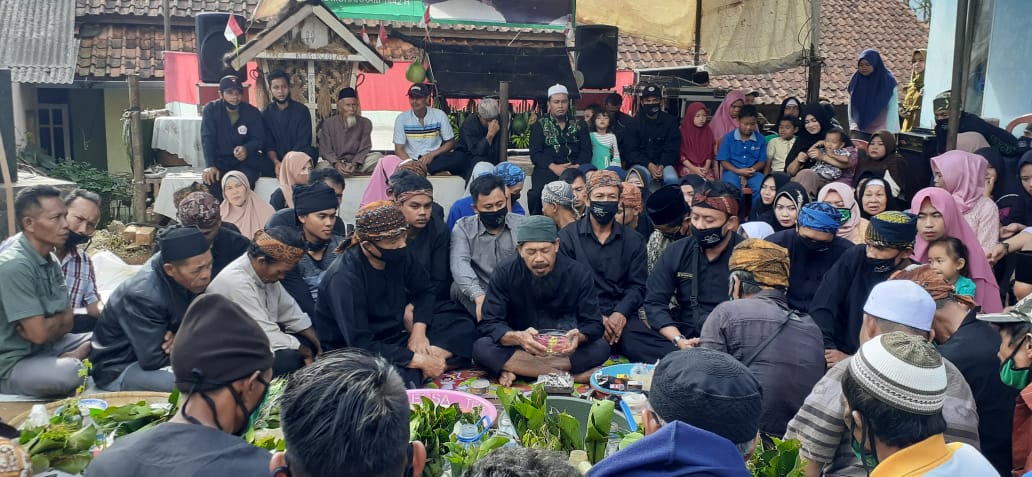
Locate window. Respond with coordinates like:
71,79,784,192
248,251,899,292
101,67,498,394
37,104,71,160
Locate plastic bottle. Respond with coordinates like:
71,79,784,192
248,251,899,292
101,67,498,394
22,404,49,429
496,412,519,447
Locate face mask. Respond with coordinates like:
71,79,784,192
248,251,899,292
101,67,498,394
798,235,831,253
225,102,240,111
865,251,900,274
234,376,270,437
511,192,522,202
837,208,852,224
65,231,90,249
368,242,408,265
692,223,728,249
589,201,619,225
1000,337,1031,390
662,230,685,241
645,105,661,116
848,415,879,469
479,208,508,229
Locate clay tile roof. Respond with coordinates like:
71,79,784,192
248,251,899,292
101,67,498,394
618,33,703,70
77,24,195,80
0,0,79,84
710,0,929,105
75,0,259,18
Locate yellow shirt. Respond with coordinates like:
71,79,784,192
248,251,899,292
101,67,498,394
766,136,795,173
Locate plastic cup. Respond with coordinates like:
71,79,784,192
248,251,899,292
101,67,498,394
535,329,570,355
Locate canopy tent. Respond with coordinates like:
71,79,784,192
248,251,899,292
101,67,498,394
576,0,813,75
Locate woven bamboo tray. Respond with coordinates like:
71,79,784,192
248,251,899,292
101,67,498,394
8,392,171,428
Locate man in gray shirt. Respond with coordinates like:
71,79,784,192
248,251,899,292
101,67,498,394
450,174,522,321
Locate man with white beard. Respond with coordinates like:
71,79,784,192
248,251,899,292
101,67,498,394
318,87,377,176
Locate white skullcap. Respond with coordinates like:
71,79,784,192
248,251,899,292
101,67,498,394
547,84,569,98
863,280,935,331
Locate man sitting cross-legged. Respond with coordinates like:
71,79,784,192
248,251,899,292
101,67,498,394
473,215,609,386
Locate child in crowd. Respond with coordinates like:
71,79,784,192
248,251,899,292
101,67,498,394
678,102,715,179
927,237,977,298
810,128,850,182
717,105,766,201
590,111,621,170
765,115,798,174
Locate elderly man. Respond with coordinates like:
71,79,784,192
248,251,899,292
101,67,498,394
91,226,212,392
319,87,376,176
699,239,825,438
630,181,744,363
86,294,274,476
592,348,762,476
767,202,853,313
810,211,917,367
174,191,250,277
262,70,316,172
0,186,90,397
625,84,680,188
451,174,523,321
529,84,591,214
457,98,503,166
447,162,526,229
316,202,474,386
201,75,268,201
207,227,320,377
897,266,1015,475
558,170,647,353
269,349,428,477
540,180,578,230
474,216,609,386
841,333,994,475
394,83,467,178
786,280,981,477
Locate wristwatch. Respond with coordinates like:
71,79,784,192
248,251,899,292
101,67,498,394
672,335,687,345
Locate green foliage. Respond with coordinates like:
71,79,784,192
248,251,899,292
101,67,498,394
496,385,589,456
585,399,614,463
409,397,466,477
443,435,509,477
747,437,807,477
46,160,133,226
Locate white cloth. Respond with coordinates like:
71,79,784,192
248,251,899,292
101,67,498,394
152,172,204,219
862,280,935,331
151,117,203,167
206,254,312,352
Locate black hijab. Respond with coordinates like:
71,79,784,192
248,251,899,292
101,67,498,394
777,97,803,122
770,181,811,232
1016,150,1032,226
749,172,791,223
786,105,833,170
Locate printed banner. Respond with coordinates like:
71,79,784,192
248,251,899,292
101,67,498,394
325,0,571,27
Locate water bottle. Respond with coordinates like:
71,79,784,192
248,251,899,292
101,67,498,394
496,412,519,447
22,404,49,430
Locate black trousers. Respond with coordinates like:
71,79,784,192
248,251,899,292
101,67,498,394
271,333,320,378
426,150,471,180
617,317,677,364
471,336,611,378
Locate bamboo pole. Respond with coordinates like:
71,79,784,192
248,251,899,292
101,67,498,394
128,75,146,222
946,0,970,151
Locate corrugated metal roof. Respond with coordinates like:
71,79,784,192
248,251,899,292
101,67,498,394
0,0,79,84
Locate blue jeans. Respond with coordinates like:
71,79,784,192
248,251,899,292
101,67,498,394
631,165,679,191
721,170,765,204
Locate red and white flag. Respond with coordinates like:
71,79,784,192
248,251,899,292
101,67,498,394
224,16,244,46
418,5,431,29
377,23,387,49
361,25,370,44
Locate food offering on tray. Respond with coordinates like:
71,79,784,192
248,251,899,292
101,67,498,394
590,363,656,396
535,372,574,395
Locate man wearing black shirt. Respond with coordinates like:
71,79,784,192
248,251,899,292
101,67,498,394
261,70,316,172
624,85,680,189
456,98,502,166
201,75,268,201
528,84,591,214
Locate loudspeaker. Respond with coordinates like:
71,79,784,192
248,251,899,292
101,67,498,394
897,128,937,193
576,25,618,89
196,13,247,84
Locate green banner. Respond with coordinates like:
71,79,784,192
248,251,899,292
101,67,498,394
326,0,569,29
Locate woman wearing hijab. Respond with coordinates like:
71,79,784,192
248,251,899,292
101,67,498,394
785,105,834,175
911,187,1003,312
772,182,811,232
359,154,403,207
710,91,747,141
787,105,856,198
778,97,802,122
979,147,1026,231
956,132,991,153
219,171,275,240
818,182,868,244
270,151,313,210
855,172,904,219
900,49,926,132
748,172,791,227
931,150,1000,253
854,130,914,202
678,102,716,178
847,49,900,136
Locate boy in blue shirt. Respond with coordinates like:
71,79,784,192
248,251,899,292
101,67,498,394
717,105,766,204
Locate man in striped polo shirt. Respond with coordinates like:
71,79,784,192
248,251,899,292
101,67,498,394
393,83,469,178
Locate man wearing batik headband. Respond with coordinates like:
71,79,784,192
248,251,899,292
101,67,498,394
174,191,250,277
315,201,475,385
768,202,853,313
207,227,320,377
810,210,918,367
629,181,743,362
558,170,647,354
699,238,825,438
894,265,1014,474
92,226,213,392
390,171,451,305
931,90,1022,156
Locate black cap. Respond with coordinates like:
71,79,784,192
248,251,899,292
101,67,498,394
172,294,274,393
646,185,687,226
641,84,661,99
407,83,431,98
158,226,209,263
338,87,357,100
219,75,244,92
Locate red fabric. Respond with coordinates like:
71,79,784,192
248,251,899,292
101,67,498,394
678,101,715,173
357,61,415,111
163,52,258,105
573,70,634,114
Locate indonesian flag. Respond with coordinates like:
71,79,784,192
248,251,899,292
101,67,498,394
418,5,431,29
563,15,574,44
361,25,370,44
377,23,387,49
224,16,244,47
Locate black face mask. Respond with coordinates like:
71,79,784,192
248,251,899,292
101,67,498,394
692,223,727,249
589,201,619,225
661,230,686,241
798,235,832,253
366,242,407,265
225,102,240,111
935,118,948,128
511,192,522,203
479,208,508,229
865,252,900,274
65,231,91,249
645,105,661,116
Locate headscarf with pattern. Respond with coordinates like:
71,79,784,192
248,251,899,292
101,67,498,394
352,200,408,245
254,229,305,265
729,238,791,289
177,191,221,229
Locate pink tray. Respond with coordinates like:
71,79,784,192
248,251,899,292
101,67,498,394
407,388,498,425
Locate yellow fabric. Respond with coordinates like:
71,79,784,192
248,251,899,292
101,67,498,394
728,238,790,288
870,434,960,477
576,0,811,75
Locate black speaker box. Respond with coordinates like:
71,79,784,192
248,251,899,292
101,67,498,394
575,25,618,89
196,13,247,84
897,128,937,192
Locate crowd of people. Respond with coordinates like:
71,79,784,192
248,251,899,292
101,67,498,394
2,50,1032,476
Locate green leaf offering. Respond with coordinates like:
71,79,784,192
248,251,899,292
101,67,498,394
585,399,615,464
